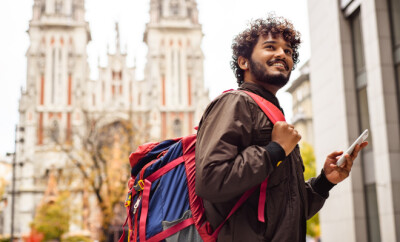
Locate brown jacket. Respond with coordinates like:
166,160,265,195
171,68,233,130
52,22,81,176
195,83,333,242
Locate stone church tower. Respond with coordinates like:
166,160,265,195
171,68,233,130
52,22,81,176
3,0,209,238
144,0,209,140
3,0,91,236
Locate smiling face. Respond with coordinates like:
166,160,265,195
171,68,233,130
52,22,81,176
246,34,294,92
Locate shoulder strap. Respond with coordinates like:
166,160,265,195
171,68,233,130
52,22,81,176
241,90,286,222
212,90,287,237
241,90,286,123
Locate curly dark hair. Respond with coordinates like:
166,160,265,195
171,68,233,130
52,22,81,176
231,14,301,86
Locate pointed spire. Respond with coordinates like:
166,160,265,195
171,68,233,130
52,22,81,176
31,0,86,22
115,22,121,55
149,0,199,24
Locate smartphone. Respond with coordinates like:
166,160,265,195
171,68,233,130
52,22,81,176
336,129,369,166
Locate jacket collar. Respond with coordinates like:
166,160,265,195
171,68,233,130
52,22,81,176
238,82,284,114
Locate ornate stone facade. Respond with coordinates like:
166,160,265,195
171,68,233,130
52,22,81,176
3,0,209,237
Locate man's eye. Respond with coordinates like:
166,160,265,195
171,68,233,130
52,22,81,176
265,45,274,50
285,49,292,55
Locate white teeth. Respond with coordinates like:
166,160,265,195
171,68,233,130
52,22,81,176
272,63,284,67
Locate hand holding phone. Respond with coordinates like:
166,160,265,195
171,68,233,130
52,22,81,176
336,129,369,166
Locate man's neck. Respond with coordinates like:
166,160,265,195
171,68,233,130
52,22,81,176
243,79,280,96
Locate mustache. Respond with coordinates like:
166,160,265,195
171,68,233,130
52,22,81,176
267,59,288,71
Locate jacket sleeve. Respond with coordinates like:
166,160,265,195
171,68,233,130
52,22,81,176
304,171,335,219
195,93,275,203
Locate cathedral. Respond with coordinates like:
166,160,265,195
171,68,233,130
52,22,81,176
3,0,209,238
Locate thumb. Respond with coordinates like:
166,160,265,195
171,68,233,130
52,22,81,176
327,151,343,163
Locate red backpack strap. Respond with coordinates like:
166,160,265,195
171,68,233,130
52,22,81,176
241,90,286,223
241,91,285,123
207,90,287,237
211,186,258,238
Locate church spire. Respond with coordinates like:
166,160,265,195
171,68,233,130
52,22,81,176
31,0,86,22
115,22,121,55
149,0,199,24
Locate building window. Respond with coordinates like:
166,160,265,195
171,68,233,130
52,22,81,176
357,87,372,149
388,0,400,110
397,65,400,101
55,0,62,14
351,9,366,88
350,9,380,242
296,88,303,103
365,184,381,242
41,3,45,15
50,120,60,143
173,119,182,137
51,48,56,104
388,0,400,49
158,0,163,16
170,1,179,16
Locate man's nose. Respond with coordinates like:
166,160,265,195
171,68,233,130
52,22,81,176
274,48,286,58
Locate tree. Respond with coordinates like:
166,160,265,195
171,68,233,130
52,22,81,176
300,142,320,238
0,177,5,199
31,192,70,241
51,111,146,241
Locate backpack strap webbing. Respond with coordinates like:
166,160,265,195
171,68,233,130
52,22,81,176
241,91,286,223
241,91,285,123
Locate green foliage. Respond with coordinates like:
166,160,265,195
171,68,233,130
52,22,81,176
61,235,92,242
0,177,6,198
31,192,70,241
301,142,316,181
307,213,320,238
0,237,10,242
300,142,320,238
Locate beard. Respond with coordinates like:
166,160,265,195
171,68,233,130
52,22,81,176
249,58,291,88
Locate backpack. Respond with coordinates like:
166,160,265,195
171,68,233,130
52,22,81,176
119,90,286,242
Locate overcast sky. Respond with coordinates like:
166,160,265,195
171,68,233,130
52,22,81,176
0,0,310,156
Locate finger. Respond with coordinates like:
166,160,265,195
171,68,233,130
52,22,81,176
360,141,368,149
343,154,354,170
353,141,368,154
330,162,350,176
327,151,343,159
275,121,286,127
351,141,368,159
351,144,361,158
326,156,340,166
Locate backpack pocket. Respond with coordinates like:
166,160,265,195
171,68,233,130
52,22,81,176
162,210,202,242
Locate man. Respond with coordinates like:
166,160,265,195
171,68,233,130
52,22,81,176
195,15,368,242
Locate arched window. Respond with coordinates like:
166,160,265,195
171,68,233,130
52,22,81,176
170,1,179,16
50,120,60,143
173,119,182,137
41,3,45,15
55,0,63,14
158,0,163,16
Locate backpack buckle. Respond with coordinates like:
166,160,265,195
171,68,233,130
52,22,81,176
133,180,145,192
124,191,132,207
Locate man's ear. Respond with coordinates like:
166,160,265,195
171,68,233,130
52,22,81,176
238,56,248,70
